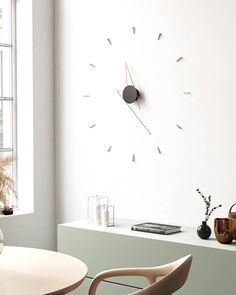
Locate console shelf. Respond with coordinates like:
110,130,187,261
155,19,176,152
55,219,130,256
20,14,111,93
58,219,236,295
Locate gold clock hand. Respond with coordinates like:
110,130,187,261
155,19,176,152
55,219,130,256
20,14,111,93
117,90,151,135
125,63,135,86
123,63,139,104
124,63,141,109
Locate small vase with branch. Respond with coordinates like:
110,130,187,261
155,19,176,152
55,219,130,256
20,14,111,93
196,188,222,239
0,156,17,215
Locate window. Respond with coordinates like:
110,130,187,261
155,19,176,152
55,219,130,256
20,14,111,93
0,0,17,208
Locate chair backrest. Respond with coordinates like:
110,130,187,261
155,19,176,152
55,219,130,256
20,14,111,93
88,254,192,295
132,254,192,295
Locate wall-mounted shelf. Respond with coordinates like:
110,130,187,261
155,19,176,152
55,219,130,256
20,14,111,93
58,218,236,295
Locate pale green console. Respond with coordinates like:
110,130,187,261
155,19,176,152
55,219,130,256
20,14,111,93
58,219,236,295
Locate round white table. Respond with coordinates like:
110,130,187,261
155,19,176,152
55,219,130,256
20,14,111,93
0,246,88,295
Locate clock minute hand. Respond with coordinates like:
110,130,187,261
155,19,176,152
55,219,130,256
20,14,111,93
117,90,151,136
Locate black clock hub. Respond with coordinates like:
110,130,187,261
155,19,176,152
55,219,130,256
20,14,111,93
122,85,139,104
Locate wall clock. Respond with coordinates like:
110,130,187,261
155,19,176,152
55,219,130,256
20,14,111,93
82,26,189,163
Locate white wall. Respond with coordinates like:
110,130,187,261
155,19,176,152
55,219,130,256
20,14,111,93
55,0,236,228
0,0,55,249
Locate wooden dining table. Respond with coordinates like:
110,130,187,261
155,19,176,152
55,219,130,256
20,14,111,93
0,246,88,294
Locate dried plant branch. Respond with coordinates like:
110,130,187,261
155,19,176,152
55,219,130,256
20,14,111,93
196,188,222,222
0,156,17,207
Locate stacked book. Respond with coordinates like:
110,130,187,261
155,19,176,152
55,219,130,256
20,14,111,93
131,222,181,235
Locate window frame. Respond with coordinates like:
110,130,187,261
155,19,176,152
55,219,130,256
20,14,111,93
0,0,17,209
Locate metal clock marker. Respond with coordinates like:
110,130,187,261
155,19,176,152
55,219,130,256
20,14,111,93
176,57,183,62
107,146,112,152
107,38,112,45
176,124,183,130
132,154,136,162
157,147,162,155
158,33,162,40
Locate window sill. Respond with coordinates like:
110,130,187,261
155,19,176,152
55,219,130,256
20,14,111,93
0,209,33,218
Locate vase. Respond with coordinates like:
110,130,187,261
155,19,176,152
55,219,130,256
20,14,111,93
0,228,3,254
214,218,233,244
197,221,211,239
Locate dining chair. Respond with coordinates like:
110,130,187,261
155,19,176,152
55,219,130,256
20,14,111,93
88,254,192,295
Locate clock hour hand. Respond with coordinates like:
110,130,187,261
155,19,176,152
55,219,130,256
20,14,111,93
123,63,139,104
125,63,134,86
117,90,151,135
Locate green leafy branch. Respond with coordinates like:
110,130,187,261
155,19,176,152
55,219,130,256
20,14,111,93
196,188,222,222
